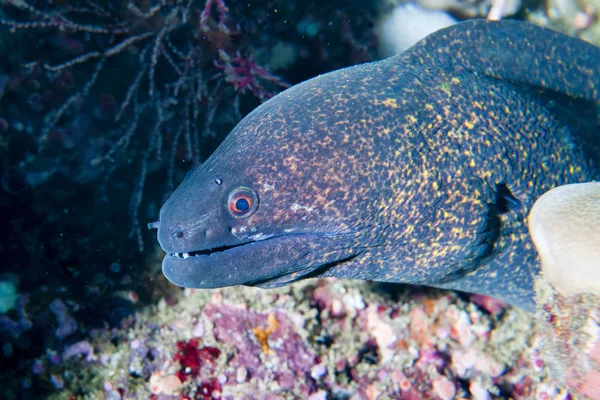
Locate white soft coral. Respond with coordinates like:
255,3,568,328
376,3,456,58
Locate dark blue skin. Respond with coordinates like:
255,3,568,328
155,20,600,311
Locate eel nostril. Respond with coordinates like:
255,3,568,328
172,228,185,239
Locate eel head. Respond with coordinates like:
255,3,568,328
155,76,370,289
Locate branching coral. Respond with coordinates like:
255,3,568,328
0,0,288,249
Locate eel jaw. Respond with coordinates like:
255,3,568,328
167,240,254,260
161,234,327,289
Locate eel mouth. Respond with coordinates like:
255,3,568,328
161,234,320,289
168,241,254,259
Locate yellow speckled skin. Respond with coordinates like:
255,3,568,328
157,20,599,311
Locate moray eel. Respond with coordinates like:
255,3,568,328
155,19,600,311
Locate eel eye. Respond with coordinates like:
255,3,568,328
227,187,259,218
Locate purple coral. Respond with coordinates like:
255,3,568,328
49,299,77,339
203,303,317,395
62,340,95,362
215,51,289,101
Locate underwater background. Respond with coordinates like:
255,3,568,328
0,0,599,399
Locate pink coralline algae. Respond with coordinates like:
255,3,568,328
203,303,317,395
535,277,600,399
26,281,566,399
149,372,183,396
304,280,537,399
431,375,456,400
470,294,506,316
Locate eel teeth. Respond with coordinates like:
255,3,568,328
170,252,194,258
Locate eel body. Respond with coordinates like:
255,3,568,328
155,19,600,311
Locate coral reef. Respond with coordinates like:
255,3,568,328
536,278,600,400
21,279,577,400
528,0,600,43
